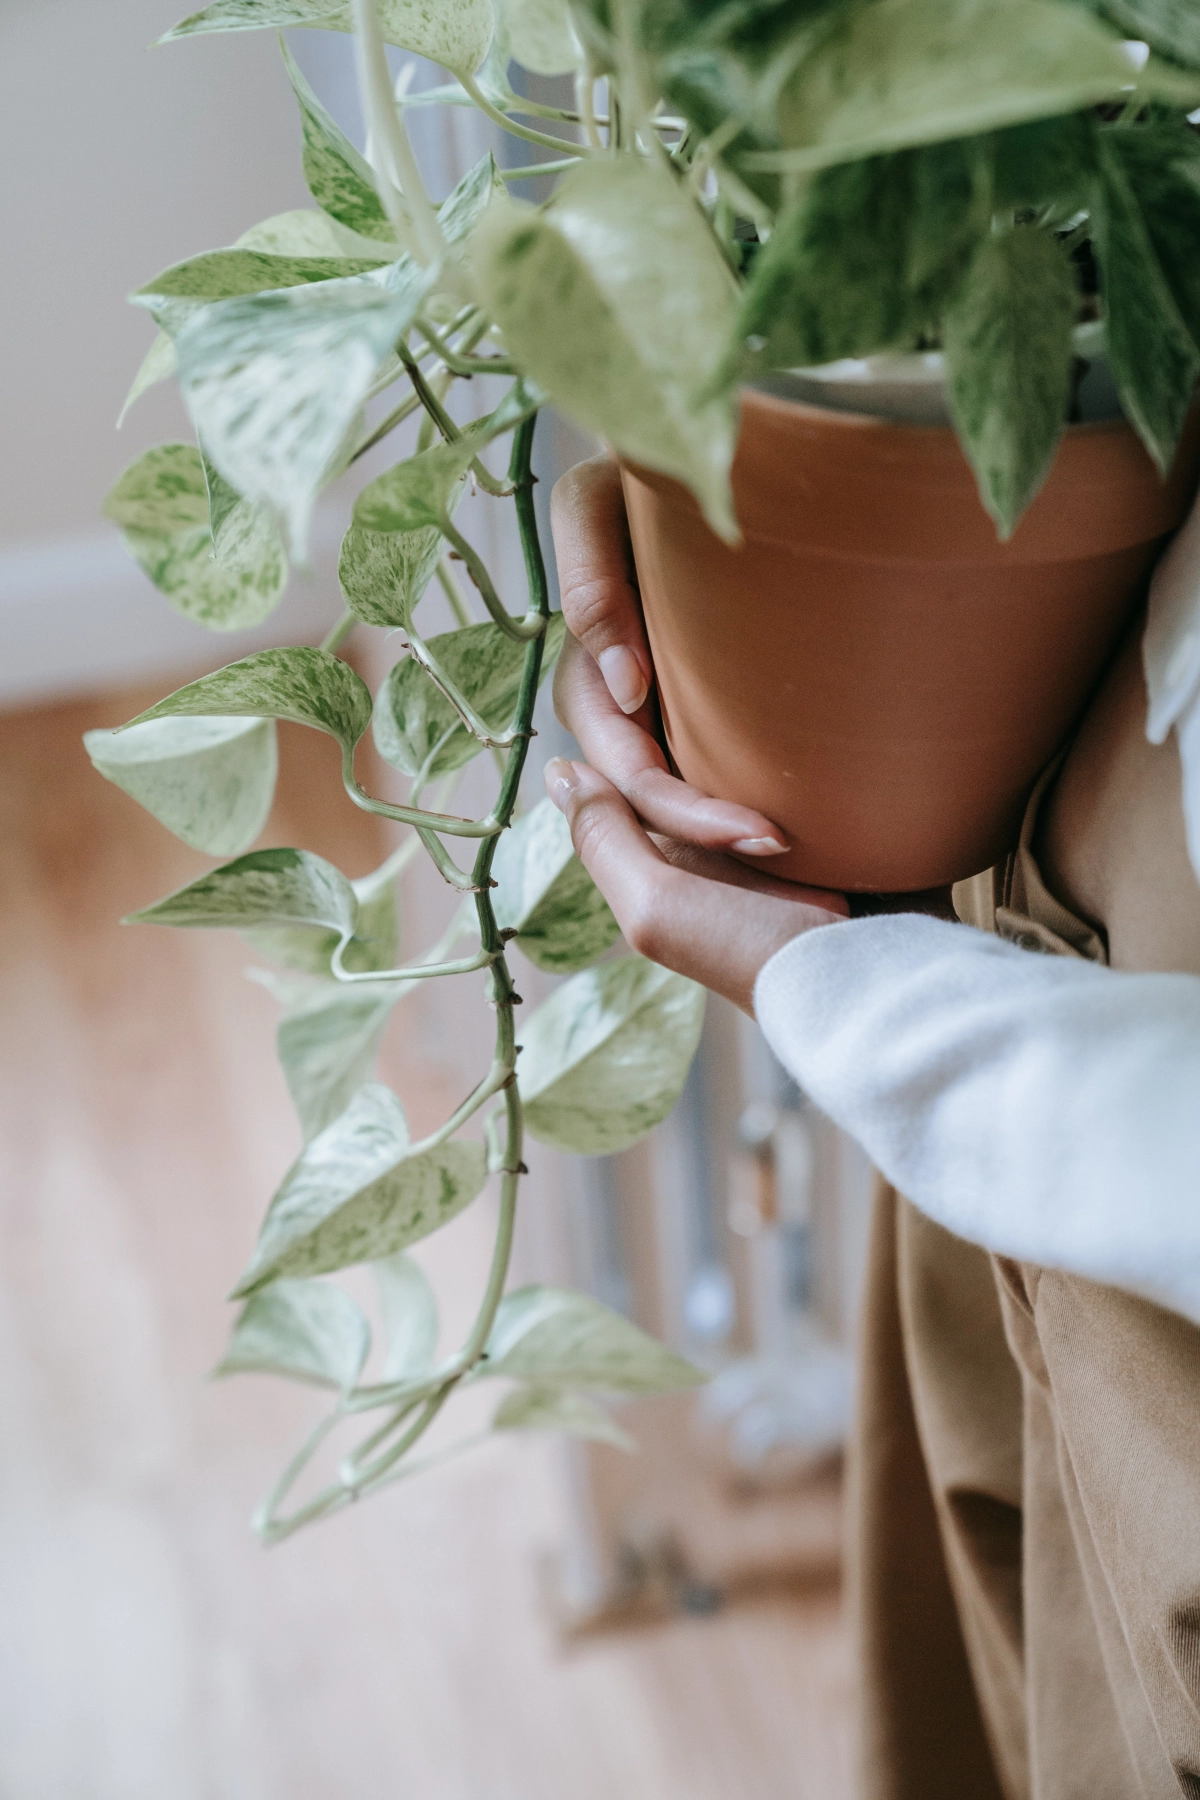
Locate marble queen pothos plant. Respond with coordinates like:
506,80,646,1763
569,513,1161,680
94,0,1200,1539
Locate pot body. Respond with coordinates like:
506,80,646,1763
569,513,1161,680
622,389,1200,892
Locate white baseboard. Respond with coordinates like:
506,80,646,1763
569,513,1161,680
0,521,345,711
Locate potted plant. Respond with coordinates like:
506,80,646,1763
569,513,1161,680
93,0,1200,1534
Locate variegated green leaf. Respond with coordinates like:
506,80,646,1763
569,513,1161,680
172,264,428,556
162,0,495,79
500,0,581,74
373,613,565,777
124,647,374,754
281,40,398,244
471,160,738,539
438,152,507,247
492,1383,635,1449
102,444,287,631
373,1251,439,1379
944,226,1077,536
252,970,399,1138
772,0,1196,174
216,1277,370,1388
137,248,382,301
233,1083,488,1292
518,955,705,1155
482,1286,704,1393
118,330,178,424
127,847,358,941
351,378,546,537
83,715,277,857
235,208,384,257
245,868,399,978
1094,132,1200,473
492,796,618,972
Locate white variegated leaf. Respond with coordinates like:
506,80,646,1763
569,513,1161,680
253,971,399,1138
123,647,374,754
492,1384,635,1449
244,870,399,979
216,1277,370,1389
518,955,705,1155
162,0,495,79
773,0,1198,172
471,160,738,538
137,248,382,301
118,330,178,424
102,444,288,631
233,1083,488,1292
172,264,428,556
84,715,277,857
282,40,399,245
373,614,565,776
373,1251,439,1380
500,0,581,75
438,153,507,246
482,1287,704,1393
127,847,358,940
492,796,618,972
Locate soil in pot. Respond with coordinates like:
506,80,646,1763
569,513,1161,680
622,384,1200,893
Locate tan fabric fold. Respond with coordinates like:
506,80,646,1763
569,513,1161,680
852,620,1200,1798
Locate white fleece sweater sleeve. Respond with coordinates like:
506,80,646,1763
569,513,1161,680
754,915,1200,1324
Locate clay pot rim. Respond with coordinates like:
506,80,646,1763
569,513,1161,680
737,378,1135,445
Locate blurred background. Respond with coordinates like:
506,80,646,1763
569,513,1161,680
0,3,873,1792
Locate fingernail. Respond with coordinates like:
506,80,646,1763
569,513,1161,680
597,645,649,716
544,757,578,809
731,835,788,856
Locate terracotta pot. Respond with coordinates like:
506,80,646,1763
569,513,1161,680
621,388,1200,892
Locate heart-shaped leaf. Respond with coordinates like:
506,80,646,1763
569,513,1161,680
492,796,619,972
216,1278,371,1389
492,1384,635,1449
518,954,705,1155
944,225,1077,536
373,614,565,777
127,848,359,943
137,248,383,301
253,971,400,1138
338,520,446,629
772,0,1197,173
500,0,582,75
438,153,507,247
482,1286,704,1392
373,1251,439,1380
102,444,288,631
234,208,390,258
282,39,398,245
245,869,399,979
172,264,428,556
162,0,495,79
233,1083,488,1292
1094,133,1200,472
84,714,278,857
351,373,547,536
124,647,374,755
471,160,738,538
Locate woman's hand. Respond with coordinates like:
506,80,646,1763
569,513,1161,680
548,455,848,1016
542,760,846,1015
550,455,790,855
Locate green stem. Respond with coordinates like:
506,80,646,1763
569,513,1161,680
320,611,356,654
500,157,581,181
436,556,476,626
253,417,551,1538
415,319,516,377
440,517,547,641
460,73,595,158
401,350,512,496
351,0,445,263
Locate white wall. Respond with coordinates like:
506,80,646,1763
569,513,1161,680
0,2,334,704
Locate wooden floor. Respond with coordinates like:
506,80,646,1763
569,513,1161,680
0,682,854,1800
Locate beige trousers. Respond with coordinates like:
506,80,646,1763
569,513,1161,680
853,623,1200,1799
